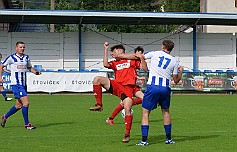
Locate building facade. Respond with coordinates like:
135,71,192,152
200,0,237,33
0,31,236,71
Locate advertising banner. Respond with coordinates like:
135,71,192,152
109,71,237,92
3,71,237,93
2,72,11,91
168,72,237,91
27,72,107,93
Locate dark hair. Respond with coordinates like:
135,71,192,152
110,44,125,53
134,46,144,53
16,41,25,46
162,40,174,52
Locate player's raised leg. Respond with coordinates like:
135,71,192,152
90,76,110,111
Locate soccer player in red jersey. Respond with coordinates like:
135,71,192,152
89,42,146,143
105,46,145,125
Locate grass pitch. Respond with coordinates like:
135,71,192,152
0,94,236,152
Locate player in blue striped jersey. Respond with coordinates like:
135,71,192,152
0,41,41,130
136,40,183,146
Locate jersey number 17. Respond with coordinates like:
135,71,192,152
158,56,171,69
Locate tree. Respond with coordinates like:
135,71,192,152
21,0,200,33
78,0,200,33
161,0,200,12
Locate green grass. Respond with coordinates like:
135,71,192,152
0,94,237,152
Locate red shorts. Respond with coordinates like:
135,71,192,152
110,80,135,99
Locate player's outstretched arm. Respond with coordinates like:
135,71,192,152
173,66,183,84
117,53,138,60
28,67,41,75
103,42,110,68
139,55,148,72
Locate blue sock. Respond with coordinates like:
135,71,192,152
1,91,7,99
5,105,19,118
164,124,172,140
22,106,29,125
141,125,149,141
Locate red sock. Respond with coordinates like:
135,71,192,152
124,114,133,136
132,98,142,106
109,104,123,119
93,85,102,106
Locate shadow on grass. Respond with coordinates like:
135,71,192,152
115,119,162,125
149,134,220,145
126,134,220,146
38,121,75,128
0,122,74,129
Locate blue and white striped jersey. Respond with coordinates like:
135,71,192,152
144,50,179,87
3,53,32,86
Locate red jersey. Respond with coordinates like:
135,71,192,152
108,59,140,85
